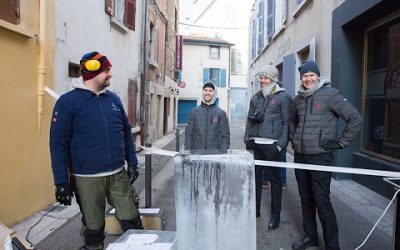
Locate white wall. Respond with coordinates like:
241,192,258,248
180,43,230,112
54,0,143,111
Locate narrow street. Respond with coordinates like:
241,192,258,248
34,121,394,249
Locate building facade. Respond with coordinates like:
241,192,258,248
54,0,144,147
180,0,251,120
142,0,179,143
249,0,400,197
0,0,55,226
178,35,232,124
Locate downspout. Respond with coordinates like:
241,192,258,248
140,0,148,145
37,0,47,135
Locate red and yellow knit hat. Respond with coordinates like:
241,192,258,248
79,51,112,81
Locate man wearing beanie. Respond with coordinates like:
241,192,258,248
185,81,230,150
50,51,143,249
244,64,292,230
290,60,361,250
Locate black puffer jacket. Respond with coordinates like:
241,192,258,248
244,85,293,148
185,102,230,150
290,78,361,155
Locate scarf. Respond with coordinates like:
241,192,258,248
260,83,276,97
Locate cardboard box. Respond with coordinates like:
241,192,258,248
105,208,165,235
0,222,34,250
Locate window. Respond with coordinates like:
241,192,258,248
114,0,125,23
68,63,81,78
203,68,227,87
150,23,156,60
210,46,220,59
210,68,220,85
362,15,400,163
0,0,19,24
106,0,136,31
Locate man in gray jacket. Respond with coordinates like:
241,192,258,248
185,82,230,151
290,60,361,250
244,65,292,230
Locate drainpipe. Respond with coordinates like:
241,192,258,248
37,0,47,135
140,0,148,145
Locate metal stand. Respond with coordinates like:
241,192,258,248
175,128,180,152
145,142,152,208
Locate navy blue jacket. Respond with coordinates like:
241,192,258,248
49,88,138,185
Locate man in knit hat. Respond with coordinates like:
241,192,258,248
185,81,230,150
244,64,292,229
50,51,143,249
290,60,361,250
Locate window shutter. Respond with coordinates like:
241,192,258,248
125,0,136,31
105,0,113,15
0,0,19,24
220,69,226,87
203,68,210,83
251,18,257,59
257,1,264,52
267,0,275,40
128,80,138,125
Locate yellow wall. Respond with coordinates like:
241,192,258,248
0,0,55,226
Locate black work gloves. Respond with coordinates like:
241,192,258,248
127,165,139,184
55,184,72,206
321,140,344,151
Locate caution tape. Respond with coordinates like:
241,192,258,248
137,145,400,178
255,160,400,178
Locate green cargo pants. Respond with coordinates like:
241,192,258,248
74,169,141,249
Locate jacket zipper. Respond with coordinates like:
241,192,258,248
300,97,309,154
98,96,112,169
310,98,314,114
205,107,209,149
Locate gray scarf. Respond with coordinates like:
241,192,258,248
298,77,331,98
260,83,276,97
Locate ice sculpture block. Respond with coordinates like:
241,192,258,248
174,150,256,250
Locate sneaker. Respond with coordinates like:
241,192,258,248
282,182,287,189
261,180,269,188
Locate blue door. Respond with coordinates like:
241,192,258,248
230,88,247,120
178,100,197,124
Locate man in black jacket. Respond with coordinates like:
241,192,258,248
185,82,230,151
290,60,361,250
244,65,292,229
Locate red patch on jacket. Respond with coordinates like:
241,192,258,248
212,116,219,123
314,102,321,110
270,98,278,104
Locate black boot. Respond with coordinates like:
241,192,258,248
120,216,144,230
291,237,318,250
267,215,280,230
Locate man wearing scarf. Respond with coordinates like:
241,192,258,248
244,65,292,230
290,60,361,250
184,82,230,151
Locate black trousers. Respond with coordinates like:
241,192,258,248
246,140,281,217
294,152,340,250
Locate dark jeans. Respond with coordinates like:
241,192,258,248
262,147,287,182
294,152,340,250
246,140,281,217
